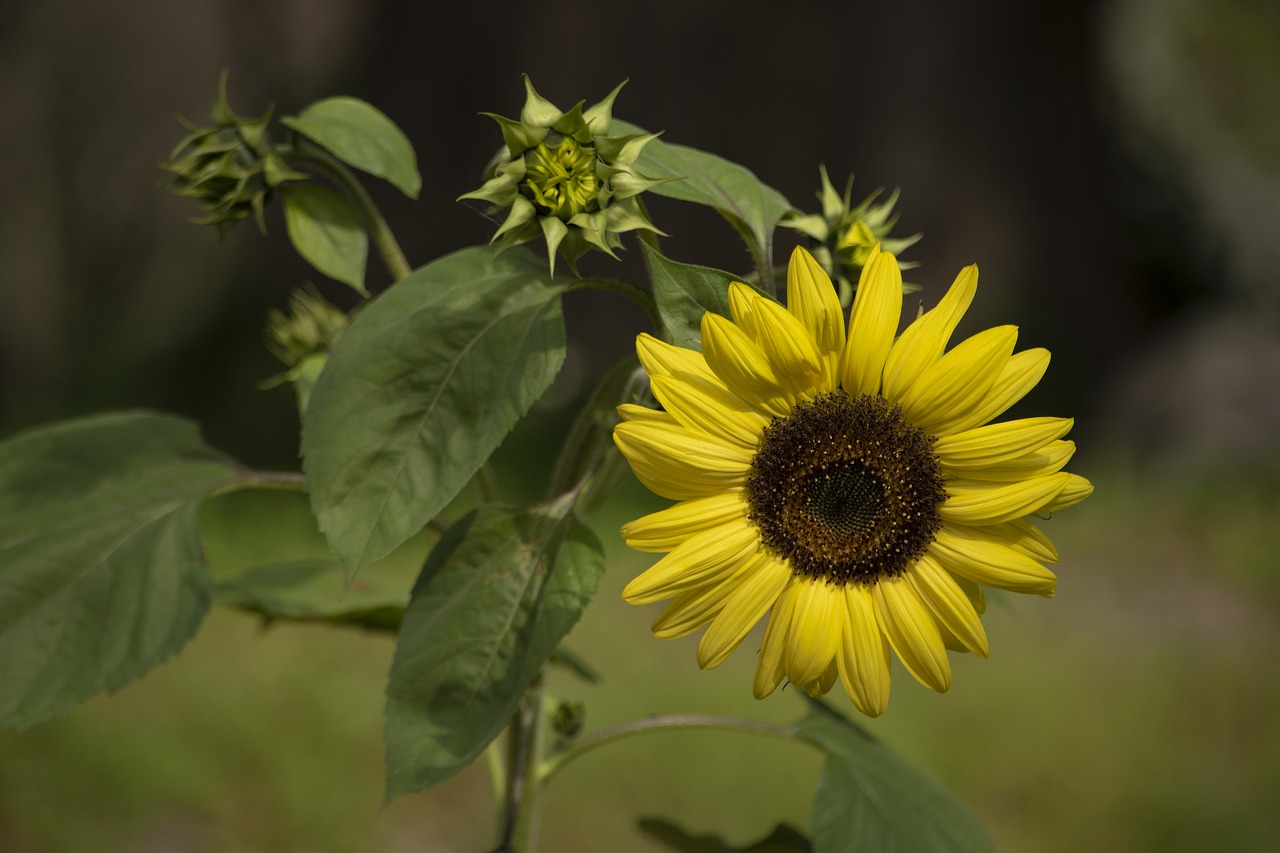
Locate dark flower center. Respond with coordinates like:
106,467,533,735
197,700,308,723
745,390,945,585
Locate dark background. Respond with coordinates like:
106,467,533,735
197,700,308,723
6,0,1273,474
3,1,1279,851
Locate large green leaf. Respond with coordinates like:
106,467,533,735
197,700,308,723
282,184,368,294
302,246,566,577
0,412,238,730
613,120,792,269
798,701,996,853
642,243,745,351
283,97,422,198
384,498,604,798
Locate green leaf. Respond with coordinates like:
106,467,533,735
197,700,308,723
384,497,604,797
613,120,792,267
283,96,421,198
643,243,761,351
0,412,238,730
638,818,812,852
302,246,567,578
282,185,369,294
797,700,996,853
214,559,407,632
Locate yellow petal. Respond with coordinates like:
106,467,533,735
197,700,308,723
895,325,1018,434
636,332,720,385
753,582,799,699
839,249,902,396
951,518,1059,564
837,584,892,717
650,374,768,449
1040,473,1093,512
933,417,1074,470
786,247,845,384
882,264,977,402
956,440,1075,482
953,575,987,615
728,282,825,391
784,580,843,686
622,519,761,604
616,403,676,424
928,524,1058,596
938,347,1051,435
804,660,839,698
700,313,793,417
906,555,988,657
697,556,791,669
651,549,762,638
621,491,749,552
873,577,951,693
940,472,1071,525
614,420,752,501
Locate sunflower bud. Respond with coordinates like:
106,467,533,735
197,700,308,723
264,285,348,411
163,71,306,236
265,285,348,368
459,76,667,275
782,166,921,303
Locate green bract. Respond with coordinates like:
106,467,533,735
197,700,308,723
163,71,305,236
782,165,921,303
459,77,668,274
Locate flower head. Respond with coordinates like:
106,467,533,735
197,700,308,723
782,167,920,305
163,71,305,236
459,76,667,274
613,246,1091,716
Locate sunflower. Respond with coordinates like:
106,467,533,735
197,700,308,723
613,246,1092,716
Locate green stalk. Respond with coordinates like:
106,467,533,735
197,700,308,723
496,679,549,852
539,714,808,784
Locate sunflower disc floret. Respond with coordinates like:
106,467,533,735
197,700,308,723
459,76,668,274
612,245,1093,716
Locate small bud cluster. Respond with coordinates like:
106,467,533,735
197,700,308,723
782,166,921,305
162,72,305,236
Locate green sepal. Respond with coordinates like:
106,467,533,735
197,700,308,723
583,78,626,135
482,111,546,157
520,75,564,127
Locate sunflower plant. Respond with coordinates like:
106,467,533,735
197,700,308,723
0,75,1091,852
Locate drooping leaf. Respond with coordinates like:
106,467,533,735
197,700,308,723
282,184,368,293
0,412,239,730
384,497,604,798
302,246,567,578
283,97,422,198
797,700,996,853
639,818,812,852
613,119,792,270
643,243,758,351
214,559,407,632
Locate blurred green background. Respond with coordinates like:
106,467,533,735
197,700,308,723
3,0,1280,850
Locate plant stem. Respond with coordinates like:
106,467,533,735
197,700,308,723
284,143,413,283
211,470,307,498
538,714,806,783
496,679,548,852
